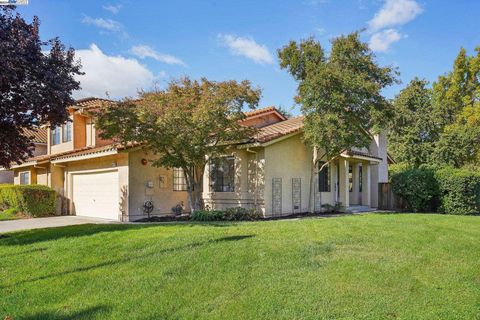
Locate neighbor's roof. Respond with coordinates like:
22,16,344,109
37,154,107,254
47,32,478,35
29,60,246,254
23,128,47,144
71,97,115,110
243,106,287,120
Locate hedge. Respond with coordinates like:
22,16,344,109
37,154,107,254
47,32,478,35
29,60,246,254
390,166,439,212
436,168,480,215
190,207,261,221
0,184,57,217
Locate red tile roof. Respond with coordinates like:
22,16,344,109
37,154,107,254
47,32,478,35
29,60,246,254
243,106,287,120
253,116,304,143
23,128,47,144
71,97,115,110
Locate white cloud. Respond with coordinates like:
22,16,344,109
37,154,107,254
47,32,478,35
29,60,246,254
74,44,156,99
218,34,274,65
82,16,122,32
369,29,402,52
103,4,122,14
130,45,186,66
368,0,423,31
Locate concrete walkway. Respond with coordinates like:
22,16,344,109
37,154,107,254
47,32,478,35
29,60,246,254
0,216,119,233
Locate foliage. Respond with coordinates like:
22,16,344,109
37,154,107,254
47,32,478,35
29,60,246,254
0,184,56,217
0,6,82,168
388,79,438,166
390,167,439,212
190,207,261,221
435,167,480,215
189,209,225,221
434,104,480,168
96,77,261,212
278,32,398,162
0,206,20,221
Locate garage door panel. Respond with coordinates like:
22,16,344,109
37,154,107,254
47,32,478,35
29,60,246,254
72,170,119,220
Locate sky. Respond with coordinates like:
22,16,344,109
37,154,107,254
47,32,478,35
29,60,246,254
16,0,480,115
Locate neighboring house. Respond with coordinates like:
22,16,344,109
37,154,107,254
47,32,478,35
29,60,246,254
9,100,391,221
0,128,48,184
10,97,189,221
202,107,392,216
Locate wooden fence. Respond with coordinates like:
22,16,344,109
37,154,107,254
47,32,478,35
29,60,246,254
378,183,407,211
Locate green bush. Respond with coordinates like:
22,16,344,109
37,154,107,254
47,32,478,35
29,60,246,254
190,207,261,221
190,210,225,221
391,167,439,212
436,168,480,215
0,184,57,217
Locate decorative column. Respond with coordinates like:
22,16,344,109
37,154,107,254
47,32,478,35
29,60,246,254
339,158,349,209
362,162,371,207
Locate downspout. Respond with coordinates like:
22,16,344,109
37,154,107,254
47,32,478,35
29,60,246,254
246,148,258,212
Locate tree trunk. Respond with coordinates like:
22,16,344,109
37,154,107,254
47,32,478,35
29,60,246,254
308,147,318,213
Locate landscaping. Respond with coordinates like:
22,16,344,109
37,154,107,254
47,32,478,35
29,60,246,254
0,184,57,218
1,213,479,319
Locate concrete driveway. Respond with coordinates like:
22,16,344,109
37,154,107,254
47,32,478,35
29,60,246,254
0,216,119,233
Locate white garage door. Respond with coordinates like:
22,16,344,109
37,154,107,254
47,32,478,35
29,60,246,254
72,170,119,220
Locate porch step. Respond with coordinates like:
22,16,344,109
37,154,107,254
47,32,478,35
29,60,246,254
345,205,374,214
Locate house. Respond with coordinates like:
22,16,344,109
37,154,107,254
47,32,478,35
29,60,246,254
9,97,189,221
9,100,390,221
202,107,390,216
0,128,48,184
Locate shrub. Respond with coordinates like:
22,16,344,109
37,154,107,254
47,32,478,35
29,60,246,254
224,207,261,221
436,168,480,215
190,210,225,221
391,167,439,212
190,207,261,221
0,185,57,217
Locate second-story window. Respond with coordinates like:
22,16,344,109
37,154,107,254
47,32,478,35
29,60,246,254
62,121,72,142
51,126,61,145
210,156,235,192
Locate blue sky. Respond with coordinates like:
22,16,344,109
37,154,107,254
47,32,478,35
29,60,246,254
17,0,480,115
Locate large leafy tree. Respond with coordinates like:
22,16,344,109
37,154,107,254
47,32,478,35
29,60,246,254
430,47,480,168
388,78,438,166
96,77,261,212
278,32,397,211
0,6,82,168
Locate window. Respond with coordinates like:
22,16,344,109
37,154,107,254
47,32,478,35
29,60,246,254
359,164,363,192
318,161,330,192
348,165,353,192
173,168,188,191
62,121,72,142
210,156,235,192
20,172,30,185
51,126,61,145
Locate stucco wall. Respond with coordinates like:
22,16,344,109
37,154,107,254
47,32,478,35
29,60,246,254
32,144,47,156
128,150,189,221
263,134,335,217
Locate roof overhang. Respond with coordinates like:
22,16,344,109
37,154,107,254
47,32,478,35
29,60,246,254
237,130,303,149
51,149,118,164
340,152,382,163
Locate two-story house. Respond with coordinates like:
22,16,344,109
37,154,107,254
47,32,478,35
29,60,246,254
0,128,48,184
10,97,189,221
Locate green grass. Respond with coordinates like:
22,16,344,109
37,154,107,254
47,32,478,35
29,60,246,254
1,214,479,319
0,207,20,221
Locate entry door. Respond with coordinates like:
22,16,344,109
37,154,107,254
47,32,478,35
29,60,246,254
72,170,119,220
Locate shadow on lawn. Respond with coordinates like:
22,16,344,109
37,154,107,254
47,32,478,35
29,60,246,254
17,305,111,320
0,222,239,247
1,235,255,289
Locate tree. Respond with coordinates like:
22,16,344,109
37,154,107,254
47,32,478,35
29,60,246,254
278,32,397,211
388,78,438,166
0,6,82,168
96,77,261,212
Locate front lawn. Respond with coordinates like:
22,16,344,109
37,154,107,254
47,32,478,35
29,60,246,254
1,214,479,319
